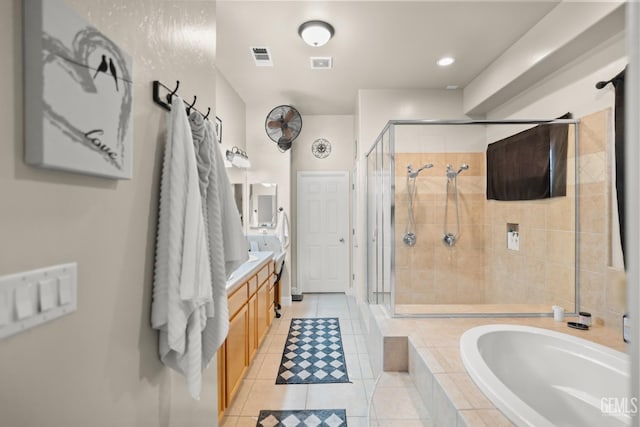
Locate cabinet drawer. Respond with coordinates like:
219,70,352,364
248,275,258,296
257,264,270,286
228,283,247,318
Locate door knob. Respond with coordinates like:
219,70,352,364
339,238,345,243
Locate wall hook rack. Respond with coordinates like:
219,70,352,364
152,80,211,119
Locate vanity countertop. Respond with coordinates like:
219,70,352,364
226,251,273,294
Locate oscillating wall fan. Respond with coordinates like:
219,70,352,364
265,105,302,152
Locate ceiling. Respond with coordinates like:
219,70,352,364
216,1,561,115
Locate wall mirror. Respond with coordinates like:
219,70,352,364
249,183,277,228
231,183,243,226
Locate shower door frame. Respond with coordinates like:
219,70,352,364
366,118,581,318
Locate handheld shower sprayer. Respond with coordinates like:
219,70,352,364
443,163,470,247
403,163,434,247
407,163,434,178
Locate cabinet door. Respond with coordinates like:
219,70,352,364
248,293,257,360
267,284,275,325
217,345,225,415
225,305,248,404
256,283,268,343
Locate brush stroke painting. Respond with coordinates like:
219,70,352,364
24,0,133,179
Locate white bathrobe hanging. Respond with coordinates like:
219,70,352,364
151,96,212,400
189,112,248,368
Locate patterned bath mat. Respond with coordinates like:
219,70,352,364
276,318,350,384
256,409,347,427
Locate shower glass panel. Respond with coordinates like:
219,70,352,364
366,126,393,312
366,119,580,317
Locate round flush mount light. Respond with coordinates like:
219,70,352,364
298,20,335,47
437,56,455,67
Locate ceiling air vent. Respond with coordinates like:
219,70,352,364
251,46,273,67
310,56,332,70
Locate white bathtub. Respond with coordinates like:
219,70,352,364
460,324,631,427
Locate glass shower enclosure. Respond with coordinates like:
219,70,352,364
366,118,580,317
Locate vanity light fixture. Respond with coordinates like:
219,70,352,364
298,20,335,47
226,146,251,168
437,56,455,67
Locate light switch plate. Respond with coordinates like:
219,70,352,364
58,275,72,305
39,278,56,312
15,285,34,320
0,263,77,341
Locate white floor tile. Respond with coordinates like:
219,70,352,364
306,380,369,417
240,380,308,415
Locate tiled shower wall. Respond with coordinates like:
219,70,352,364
394,152,486,304
577,109,626,329
484,125,576,309
393,109,627,327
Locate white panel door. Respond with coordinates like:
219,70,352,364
297,171,350,293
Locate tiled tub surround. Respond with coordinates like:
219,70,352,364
366,305,627,427
392,109,627,330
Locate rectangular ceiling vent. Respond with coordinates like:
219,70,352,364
251,46,273,67
310,56,332,70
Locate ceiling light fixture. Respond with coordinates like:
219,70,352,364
298,20,335,47
437,56,455,67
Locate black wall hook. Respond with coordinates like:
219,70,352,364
204,107,211,120
186,95,197,115
166,80,180,104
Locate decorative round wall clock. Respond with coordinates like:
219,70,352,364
312,138,331,159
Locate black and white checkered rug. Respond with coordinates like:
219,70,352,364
256,409,347,427
276,318,350,384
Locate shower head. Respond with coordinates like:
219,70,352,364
407,163,433,178
457,164,469,174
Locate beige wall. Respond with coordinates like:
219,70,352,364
0,1,219,426
216,71,248,230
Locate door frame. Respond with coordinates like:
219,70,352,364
296,170,350,294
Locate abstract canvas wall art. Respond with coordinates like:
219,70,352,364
24,0,133,179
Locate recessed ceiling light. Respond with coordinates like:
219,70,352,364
437,56,455,67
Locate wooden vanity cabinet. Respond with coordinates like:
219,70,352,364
218,259,277,419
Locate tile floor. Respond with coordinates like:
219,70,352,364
220,293,375,427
